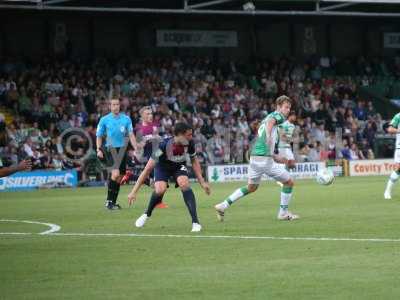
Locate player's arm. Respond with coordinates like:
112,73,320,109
127,118,140,150
129,132,140,150
96,118,105,159
387,115,400,134
191,156,210,195
188,140,210,195
0,160,32,178
127,158,156,206
96,136,104,158
387,126,399,134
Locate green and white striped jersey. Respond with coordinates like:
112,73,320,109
251,111,285,156
278,121,295,149
390,112,400,149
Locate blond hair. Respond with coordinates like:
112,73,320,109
139,106,152,117
276,95,291,106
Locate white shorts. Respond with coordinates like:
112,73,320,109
395,149,400,163
278,147,294,161
248,156,291,185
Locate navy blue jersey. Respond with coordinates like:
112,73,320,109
154,137,196,170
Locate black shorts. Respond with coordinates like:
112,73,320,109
101,147,128,174
154,163,188,185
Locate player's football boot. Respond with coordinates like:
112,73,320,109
155,202,168,209
191,223,202,232
135,214,148,227
384,190,392,200
214,203,226,222
105,200,121,210
277,211,300,220
113,203,122,209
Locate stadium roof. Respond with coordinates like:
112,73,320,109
1,0,400,17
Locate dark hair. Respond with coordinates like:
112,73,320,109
174,122,192,136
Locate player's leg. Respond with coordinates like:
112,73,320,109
277,178,298,220
384,151,400,199
106,169,122,210
135,164,168,228
276,148,295,187
145,181,168,217
276,147,286,187
154,166,168,208
269,163,298,220
140,151,167,208
175,175,202,232
105,147,126,209
135,181,167,228
214,157,262,221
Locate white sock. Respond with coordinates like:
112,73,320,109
386,171,400,193
220,187,250,209
279,186,293,214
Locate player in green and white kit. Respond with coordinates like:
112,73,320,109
215,95,299,221
384,113,400,199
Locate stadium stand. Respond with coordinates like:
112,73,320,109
0,55,395,178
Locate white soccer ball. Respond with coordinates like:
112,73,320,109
316,168,334,186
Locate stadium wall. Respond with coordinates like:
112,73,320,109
1,11,399,60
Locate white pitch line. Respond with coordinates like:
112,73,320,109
0,219,61,235
0,232,33,235
1,220,400,243
29,232,400,243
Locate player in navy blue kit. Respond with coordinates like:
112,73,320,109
96,98,139,210
128,122,210,232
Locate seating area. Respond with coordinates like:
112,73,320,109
0,55,397,173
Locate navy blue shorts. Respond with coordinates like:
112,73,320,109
154,163,189,184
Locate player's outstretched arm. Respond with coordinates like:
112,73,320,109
191,157,210,195
127,158,156,206
0,160,32,178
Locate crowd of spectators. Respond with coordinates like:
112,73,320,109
0,55,397,177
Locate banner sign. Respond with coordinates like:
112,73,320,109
384,33,400,48
0,169,78,192
329,165,343,177
156,30,238,48
208,162,325,182
349,159,396,176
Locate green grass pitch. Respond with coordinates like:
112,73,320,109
1,176,400,299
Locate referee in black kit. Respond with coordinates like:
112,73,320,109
96,98,139,210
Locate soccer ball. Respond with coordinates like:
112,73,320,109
316,168,334,186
